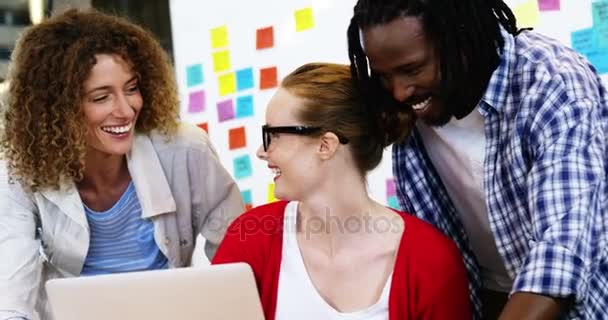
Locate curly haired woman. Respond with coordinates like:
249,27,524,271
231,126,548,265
0,9,244,320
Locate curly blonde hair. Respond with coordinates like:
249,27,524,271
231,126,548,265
0,9,179,192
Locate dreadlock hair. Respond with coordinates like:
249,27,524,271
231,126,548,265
348,0,518,145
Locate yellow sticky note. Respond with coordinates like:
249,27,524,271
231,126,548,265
513,0,540,28
210,25,229,49
268,184,277,202
218,72,236,96
295,7,314,32
212,50,231,73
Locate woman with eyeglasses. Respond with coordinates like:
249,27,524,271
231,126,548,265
212,63,471,320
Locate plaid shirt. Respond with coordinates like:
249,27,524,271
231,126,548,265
392,29,607,319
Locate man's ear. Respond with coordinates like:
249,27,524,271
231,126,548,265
318,132,340,160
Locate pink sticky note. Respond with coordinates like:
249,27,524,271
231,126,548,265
217,99,235,122
538,0,560,11
188,90,205,113
386,179,396,197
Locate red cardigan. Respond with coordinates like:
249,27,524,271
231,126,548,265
212,201,472,320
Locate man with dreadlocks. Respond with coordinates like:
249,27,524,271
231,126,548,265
348,0,608,319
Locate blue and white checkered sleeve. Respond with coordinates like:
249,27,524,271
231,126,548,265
512,98,605,303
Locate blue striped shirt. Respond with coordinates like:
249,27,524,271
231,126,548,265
393,28,607,319
81,182,169,275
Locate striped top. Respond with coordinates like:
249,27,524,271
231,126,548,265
81,181,168,276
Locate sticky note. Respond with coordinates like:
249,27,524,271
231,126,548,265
268,184,278,202
229,126,247,150
212,50,231,73
571,28,608,74
210,25,229,49
260,66,278,90
571,28,595,53
256,26,274,49
295,7,314,32
236,95,254,118
593,0,608,48
217,99,235,122
197,122,208,134
585,50,608,74
513,0,540,28
387,196,401,210
386,179,396,197
233,155,253,179
241,189,253,204
538,0,560,11
236,68,255,91
218,72,236,96
186,64,203,87
188,90,205,113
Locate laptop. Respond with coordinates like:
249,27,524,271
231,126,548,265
46,262,265,320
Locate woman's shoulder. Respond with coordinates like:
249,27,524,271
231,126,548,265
221,201,289,245
395,210,461,259
231,201,289,225
149,122,213,154
0,159,37,209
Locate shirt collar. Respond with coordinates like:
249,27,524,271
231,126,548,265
480,27,516,113
41,132,176,227
127,132,176,218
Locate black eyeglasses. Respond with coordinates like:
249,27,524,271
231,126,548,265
262,125,349,151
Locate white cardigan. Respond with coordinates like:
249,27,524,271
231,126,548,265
0,123,245,320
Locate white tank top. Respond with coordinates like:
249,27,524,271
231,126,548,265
275,201,391,320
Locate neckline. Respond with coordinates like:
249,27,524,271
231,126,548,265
83,181,135,216
284,201,403,316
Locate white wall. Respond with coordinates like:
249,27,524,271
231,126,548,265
169,0,608,211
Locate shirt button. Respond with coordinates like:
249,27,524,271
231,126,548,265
164,237,170,245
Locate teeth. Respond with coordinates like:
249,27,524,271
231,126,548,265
411,97,431,111
102,123,132,134
272,168,281,176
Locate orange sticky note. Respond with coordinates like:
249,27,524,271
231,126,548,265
228,126,247,150
210,25,229,49
256,26,274,49
212,50,231,73
197,122,208,133
218,72,236,96
260,66,278,90
268,184,278,202
295,7,314,32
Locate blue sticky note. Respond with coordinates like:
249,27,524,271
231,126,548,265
236,95,254,118
586,50,608,74
387,196,401,210
241,189,253,204
572,28,595,53
571,28,608,74
186,64,204,87
236,68,255,91
233,155,253,179
593,0,608,48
